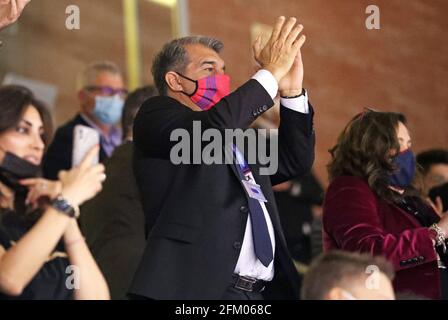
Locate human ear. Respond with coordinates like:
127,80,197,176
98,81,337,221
165,71,184,92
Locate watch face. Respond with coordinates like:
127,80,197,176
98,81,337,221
59,200,71,212
53,198,75,217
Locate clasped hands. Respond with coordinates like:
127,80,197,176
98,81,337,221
252,16,306,97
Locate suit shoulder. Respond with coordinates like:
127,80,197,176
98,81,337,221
55,115,86,137
237,79,273,104
139,96,185,112
327,175,375,198
134,96,193,132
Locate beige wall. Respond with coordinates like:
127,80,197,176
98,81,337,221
1,0,447,185
188,0,448,185
0,0,171,124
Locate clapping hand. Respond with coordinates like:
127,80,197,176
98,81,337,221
0,0,31,31
252,16,306,85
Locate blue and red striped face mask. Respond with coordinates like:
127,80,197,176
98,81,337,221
177,73,230,110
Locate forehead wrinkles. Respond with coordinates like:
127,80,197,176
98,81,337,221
186,44,220,65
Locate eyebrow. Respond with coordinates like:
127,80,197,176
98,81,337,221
398,137,412,146
20,119,44,131
200,60,216,66
200,60,226,71
20,119,32,127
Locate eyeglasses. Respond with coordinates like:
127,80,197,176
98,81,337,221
84,86,128,98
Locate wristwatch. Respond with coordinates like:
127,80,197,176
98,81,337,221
51,195,80,219
280,88,306,99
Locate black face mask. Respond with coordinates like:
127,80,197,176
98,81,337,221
0,151,40,194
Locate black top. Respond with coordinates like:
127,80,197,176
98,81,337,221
274,172,324,264
0,211,74,300
80,142,146,300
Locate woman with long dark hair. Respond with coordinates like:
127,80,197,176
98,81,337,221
0,85,109,299
323,110,448,299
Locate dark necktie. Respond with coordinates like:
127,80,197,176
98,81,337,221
233,145,273,267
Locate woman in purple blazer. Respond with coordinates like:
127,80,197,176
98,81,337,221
323,110,448,299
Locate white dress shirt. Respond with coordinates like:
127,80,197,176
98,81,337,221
233,69,310,281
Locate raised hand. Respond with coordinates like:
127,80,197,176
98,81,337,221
253,16,306,82
58,145,106,207
278,42,305,97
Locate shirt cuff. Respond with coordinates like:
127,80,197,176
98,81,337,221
251,69,278,100
280,90,310,114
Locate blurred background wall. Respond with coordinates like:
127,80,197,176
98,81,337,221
0,0,447,185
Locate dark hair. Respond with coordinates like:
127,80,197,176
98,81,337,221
122,86,158,140
416,149,448,174
0,86,53,219
0,85,53,147
152,36,223,96
301,250,395,300
328,110,408,203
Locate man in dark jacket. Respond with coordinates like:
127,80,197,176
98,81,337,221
80,86,157,300
43,61,126,180
130,16,315,300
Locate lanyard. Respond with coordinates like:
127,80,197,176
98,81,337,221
232,144,252,176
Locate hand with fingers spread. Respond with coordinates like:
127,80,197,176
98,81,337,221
19,178,62,208
0,0,31,30
253,16,306,83
57,145,106,208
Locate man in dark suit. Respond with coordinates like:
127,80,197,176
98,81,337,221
129,16,315,300
80,86,157,300
42,61,127,180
